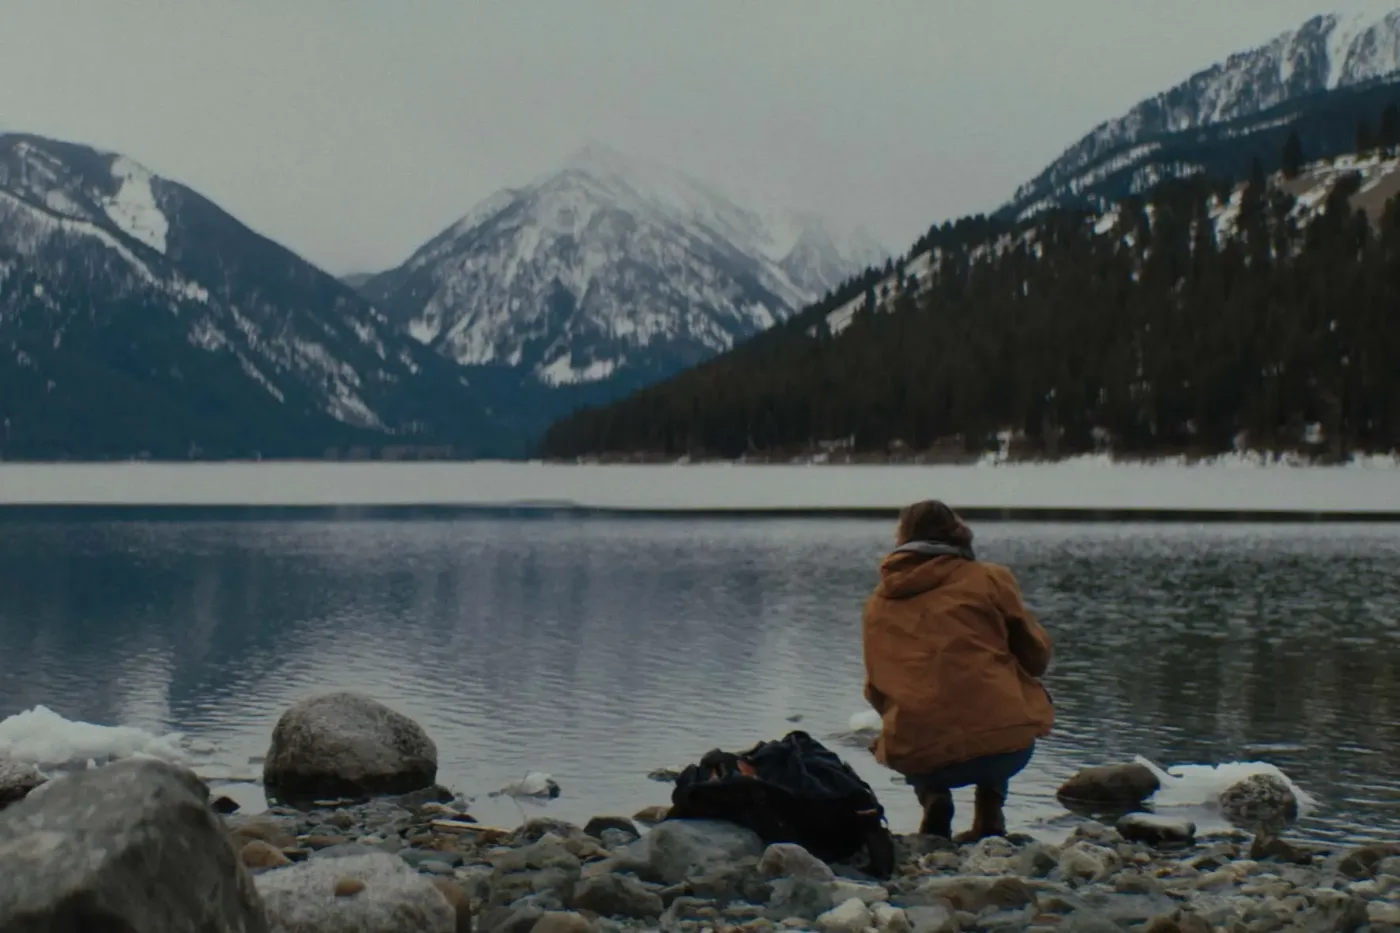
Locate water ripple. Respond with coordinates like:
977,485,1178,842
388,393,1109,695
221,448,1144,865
0,518,1398,840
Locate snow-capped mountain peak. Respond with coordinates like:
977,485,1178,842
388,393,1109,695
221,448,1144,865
363,144,886,388
1005,1,1400,218
1324,0,1400,87
0,132,504,458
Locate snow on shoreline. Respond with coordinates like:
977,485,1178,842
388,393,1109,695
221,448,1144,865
0,457,1398,512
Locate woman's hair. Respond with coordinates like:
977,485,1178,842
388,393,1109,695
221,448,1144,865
896,499,973,548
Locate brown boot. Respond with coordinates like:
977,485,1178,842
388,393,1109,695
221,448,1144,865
916,787,954,838
954,784,1007,843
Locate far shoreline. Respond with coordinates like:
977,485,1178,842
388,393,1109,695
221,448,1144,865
3,460,1400,520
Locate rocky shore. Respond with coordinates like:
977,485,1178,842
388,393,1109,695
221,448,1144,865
0,692,1397,933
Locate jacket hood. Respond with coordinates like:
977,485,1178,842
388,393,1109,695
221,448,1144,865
875,550,971,600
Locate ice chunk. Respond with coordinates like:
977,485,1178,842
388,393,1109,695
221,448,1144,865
0,705,189,769
1133,755,1317,812
849,709,882,733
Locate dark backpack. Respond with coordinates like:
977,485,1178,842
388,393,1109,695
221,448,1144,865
667,730,895,879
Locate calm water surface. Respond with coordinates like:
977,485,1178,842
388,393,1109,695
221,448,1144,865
1,515,1398,844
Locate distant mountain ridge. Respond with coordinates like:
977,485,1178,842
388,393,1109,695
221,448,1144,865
0,133,510,459
360,143,886,391
1006,1,1400,217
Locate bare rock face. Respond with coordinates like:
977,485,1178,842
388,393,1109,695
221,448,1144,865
0,758,268,932
263,692,438,804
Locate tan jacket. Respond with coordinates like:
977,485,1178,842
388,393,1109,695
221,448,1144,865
862,551,1054,776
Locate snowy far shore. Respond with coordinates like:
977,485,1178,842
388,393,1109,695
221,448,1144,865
1,457,1399,515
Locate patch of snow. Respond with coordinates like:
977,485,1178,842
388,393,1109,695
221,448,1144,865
1093,210,1120,235
1135,756,1318,813
102,156,169,254
498,771,560,799
0,705,190,770
537,354,619,386
407,315,441,345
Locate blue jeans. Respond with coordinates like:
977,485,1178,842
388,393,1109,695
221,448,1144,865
907,743,1035,802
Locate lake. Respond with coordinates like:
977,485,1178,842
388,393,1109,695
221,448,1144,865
1,509,1399,845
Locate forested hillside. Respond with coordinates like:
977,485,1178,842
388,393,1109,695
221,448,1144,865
543,129,1400,463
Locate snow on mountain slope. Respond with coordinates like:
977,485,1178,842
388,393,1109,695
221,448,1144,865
1007,1,1400,217
840,152,1400,341
0,132,503,459
362,143,886,388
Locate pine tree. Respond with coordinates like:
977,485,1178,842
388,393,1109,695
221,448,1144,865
1357,118,1376,156
1281,131,1304,179
1381,103,1400,157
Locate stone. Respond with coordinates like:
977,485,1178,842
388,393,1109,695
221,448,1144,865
637,818,766,884
1369,901,1400,926
829,880,889,906
0,758,267,933
569,873,665,919
1249,835,1314,865
304,833,350,850
1016,842,1061,878
904,905,958,933
872,902,912,933
583,816,640,842
816,897,873,933
1217,774,1298,829
255,850,456,932
1116,813,1197,847
312,843,387,861
768,876,838,921
632,805,671,824
488,836,583,907
478,905,541,933
511,818,586,845
1056,763,1161,808
243,839,295,871
1058,841,1119,882
911,876,1034,913
228,816,299,851
263,692,439,804
211,794,242,814
430,878,474,933
530,911,595,933
335,877,367,897
0,758,47,810
759,842,838,882
1336,843,1400,880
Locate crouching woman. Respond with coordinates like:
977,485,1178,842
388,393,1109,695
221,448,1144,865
862,500,1054,840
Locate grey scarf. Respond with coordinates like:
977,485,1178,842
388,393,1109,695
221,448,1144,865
892,539,976,562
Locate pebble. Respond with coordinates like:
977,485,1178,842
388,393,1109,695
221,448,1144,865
333,877,365,897
212,772,1400,933
240,839,292,871
816,897,872,933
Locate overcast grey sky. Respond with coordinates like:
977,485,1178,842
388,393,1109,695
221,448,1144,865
0,0,1339,274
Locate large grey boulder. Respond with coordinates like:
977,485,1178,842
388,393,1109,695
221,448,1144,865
256,851,456,933
263,692,438,803
633,819,766,885
0,758,267,932
0,758,46,810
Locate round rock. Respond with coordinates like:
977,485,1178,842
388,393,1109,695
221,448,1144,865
1056,763,1161,809
1217,773,1298,829
263,692,438,804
